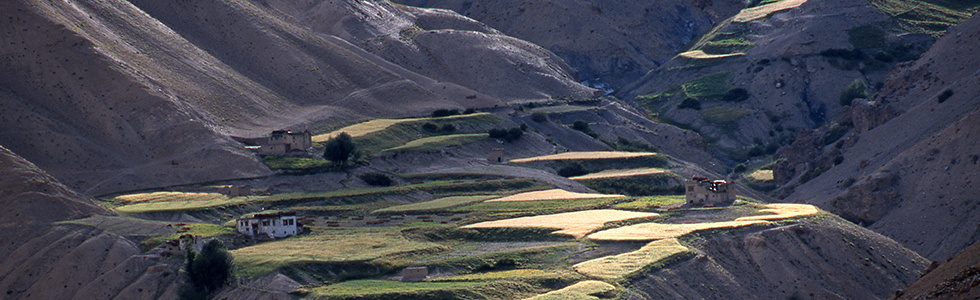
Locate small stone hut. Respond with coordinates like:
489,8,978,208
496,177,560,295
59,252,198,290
401,266,428,282
685,176,736,206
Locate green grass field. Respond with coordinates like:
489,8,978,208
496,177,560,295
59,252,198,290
374,195,500,213
869,0,975,35
309,280,486,297
573,238,691,281
261,156,334,170
113,195,250,213
384,133,489,152
232,227,446,277
613,195,686,209
453,197,623,213
524,280,617,300
316,113,505,155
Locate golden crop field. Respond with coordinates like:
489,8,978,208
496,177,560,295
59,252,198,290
461,209,659,238
374,195,499,213
678,50,746,59
484,189,625,203
586,220,768,241
114,191,226,204
433,269,558,282
312,113,493,142
573,238,690,281
569,168,668,180
523,280,616,300
509,151,658,163
732,0,809,22
748,169,774,181
735,203,819,221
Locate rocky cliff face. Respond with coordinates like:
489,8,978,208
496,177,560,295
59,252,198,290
0,146,181,300
392,0,745,93
781,13,980,261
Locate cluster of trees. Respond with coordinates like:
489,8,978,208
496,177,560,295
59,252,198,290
179,240,233,300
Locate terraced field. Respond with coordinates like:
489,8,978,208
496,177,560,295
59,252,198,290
485,189,625,202
572,238,691,280
569,168,668,180
510,151,659,163
461,209,659,238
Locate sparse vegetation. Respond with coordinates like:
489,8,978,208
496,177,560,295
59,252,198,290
610,137,658,152
612,195,686,210
531,112,549,122
702,106,751,124
839,79,868,106
360,173,394,186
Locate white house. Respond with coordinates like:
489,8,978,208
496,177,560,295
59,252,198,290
237,211,299,238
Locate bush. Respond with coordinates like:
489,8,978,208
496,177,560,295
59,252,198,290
833,156,844,165
723,88,750,102
421,123,438,132
839,79,868,106
531,112,548,122
463,108,477,114
489,127,524,142
360,173,394,186
572,120,590,132
323,132,356,164
613,137,658,152
677,98,701,110
180,240,233,300
938,89,953,103
440,124,457,133
432,109,460,118
733,163,747,173
557,163,589,177
824,126,850,145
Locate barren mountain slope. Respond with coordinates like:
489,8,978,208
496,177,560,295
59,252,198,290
131,0,594,104
393,0,745,93
0,146,181,300
626,217,928,300
0,0,271,195
896,240,980,300
775,13,980,261
624,0,937,152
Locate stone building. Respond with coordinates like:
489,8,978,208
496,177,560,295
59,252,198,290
401,266,429,282
685,176,736,206
235,130,312,155
488,148,504,163
236,211,300,238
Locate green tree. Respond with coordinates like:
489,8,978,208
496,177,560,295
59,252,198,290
323,132,356,164
180,240,233,300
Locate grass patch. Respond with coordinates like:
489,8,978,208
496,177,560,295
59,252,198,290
586,220,769,241
733,0,809,22
575,173,683,197
113,193,249,214
232,227,446,277
384,133,489,152
572,238,691,281
702,106,752,124
455,198,623,213
682,72,730,99
524,280,617,300
260,178,546,207
613,195,686,210
164,223,233,240
677,50,746,60
261,156,333,170
432,269,558,282
309,280,486,296
373,195,500,214
461,210,659,239
569,168,668,180
315,113,505,155
868,0,973,36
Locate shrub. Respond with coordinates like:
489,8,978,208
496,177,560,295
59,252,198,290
440,124,457,133
180,240,233,300
572,120,590,132
723,88,750,102
463,108,477,114
613,137,658,152
488,128,507,139
733,163,747,173
421,123,438,132
323,132,356,164
938,89,953,103
360,173,394,186
677,98,701,110
432,109,460,118
531,112,549,122
833,156,844,165
557,163,589,177
839,79,868,106
824,125,850,145
746,145,764,157
489,127,524,142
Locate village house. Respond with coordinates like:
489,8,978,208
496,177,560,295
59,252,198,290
401,266,429,282
236,211,300,238
487,148,505,164
685,176,736,206
235,130,312,155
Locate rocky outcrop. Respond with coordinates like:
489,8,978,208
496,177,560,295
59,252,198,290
830,170,900,226
896,240,980,300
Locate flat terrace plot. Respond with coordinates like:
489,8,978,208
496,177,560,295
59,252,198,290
111,191,247,213
732,0,809,22
384,133,488,152
509,151,659,163
748,169,774,181
523,280,617,300
586,220,768,241
485,189,625,203
309,280,486,298
461,209,659,239
678,50,746,59
569,168,668,180
314,118,421,142
373,195,499,213
735,203,819,221
231,227,445,276
572,238,691,281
